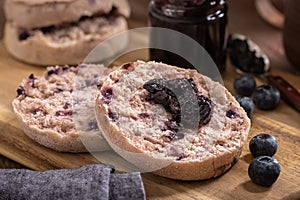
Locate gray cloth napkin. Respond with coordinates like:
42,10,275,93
109,172,146,200
0,164,146,200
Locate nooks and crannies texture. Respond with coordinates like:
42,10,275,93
96,61,251,180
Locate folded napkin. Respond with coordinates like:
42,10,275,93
109,172,146,200
0,164,146,200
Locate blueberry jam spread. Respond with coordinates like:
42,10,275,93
227,35,268,74
143,78,213,132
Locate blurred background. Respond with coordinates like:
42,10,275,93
0,0,299,74
0,0,288,38
0,0,3,39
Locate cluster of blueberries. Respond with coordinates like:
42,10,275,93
233,75,281,118
248,133,281,187
227,34,281,117
233,70,281,187
227,34,282,187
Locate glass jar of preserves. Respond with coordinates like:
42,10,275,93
149,0,228,72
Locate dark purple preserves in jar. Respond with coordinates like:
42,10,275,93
149,0,227,72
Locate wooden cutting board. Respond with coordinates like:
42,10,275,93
0,38,300,200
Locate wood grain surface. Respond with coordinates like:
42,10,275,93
0,55,300,199
0,0,300,199
0,39,300,199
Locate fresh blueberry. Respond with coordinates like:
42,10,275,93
248,156,281,187
249,133,278,157
233,75,256,96
252,85,280,110
235,96,254,117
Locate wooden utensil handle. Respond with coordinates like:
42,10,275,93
267,75,300,112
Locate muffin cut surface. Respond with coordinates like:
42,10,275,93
96,61,251,180
13,64,114,152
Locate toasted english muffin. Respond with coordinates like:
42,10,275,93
4,0,130,65
12,64,116,152
95,61,251,180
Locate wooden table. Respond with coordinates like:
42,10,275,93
0,0,300,199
